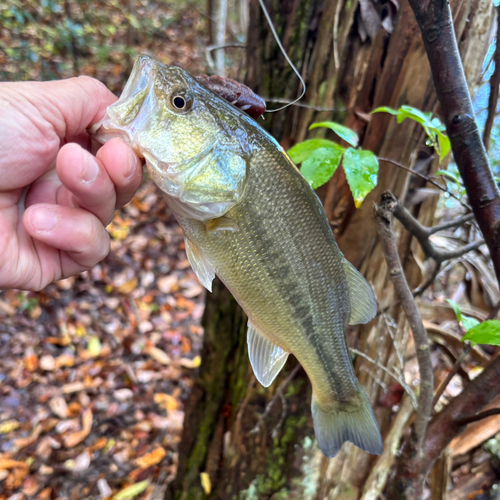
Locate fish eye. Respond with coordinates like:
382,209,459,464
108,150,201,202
170,90,193,112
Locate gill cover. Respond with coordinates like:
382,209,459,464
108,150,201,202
92,55,251,221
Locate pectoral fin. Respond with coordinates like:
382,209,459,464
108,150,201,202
185,238,215,292
343,259,378,325
205,216,239,233
247,322,289,387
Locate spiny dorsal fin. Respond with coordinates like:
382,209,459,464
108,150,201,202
185,238,215,292
247,321,289,387
343,259,377,325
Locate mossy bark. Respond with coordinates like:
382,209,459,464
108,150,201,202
166,0,493,498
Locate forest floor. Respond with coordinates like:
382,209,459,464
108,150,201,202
1,1,500,499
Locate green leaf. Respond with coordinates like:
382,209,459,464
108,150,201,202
398,105,433,126
112,480,150,500
371,106,399,116
446,299,480,332
287,139,345,164
300,147,343,190
446,299,462,322
309,121,359,147
436,131,451,161
462,315,480,332
342,148,379,208
462,320,500,346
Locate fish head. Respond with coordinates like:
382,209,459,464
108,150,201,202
91,54,254,221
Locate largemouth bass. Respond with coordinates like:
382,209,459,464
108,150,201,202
92,55,383,458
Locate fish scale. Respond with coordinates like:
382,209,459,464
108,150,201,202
92,54,383,458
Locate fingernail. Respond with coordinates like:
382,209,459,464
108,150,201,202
31,207,59,232
82,155,99,183
124,149,138,179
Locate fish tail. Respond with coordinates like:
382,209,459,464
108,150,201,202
311,384,383,458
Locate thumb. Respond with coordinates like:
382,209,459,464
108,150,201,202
25,76,118,141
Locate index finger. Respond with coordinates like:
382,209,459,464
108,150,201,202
0,77,117,190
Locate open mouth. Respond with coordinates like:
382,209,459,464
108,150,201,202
89,55,157,145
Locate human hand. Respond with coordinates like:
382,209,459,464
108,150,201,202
0,77,143,291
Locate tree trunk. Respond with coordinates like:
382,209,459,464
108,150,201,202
166,0,493,498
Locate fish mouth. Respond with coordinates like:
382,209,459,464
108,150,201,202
89,55,157,147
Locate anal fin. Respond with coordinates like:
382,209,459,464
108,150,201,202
185,238,215,292
247,321,289,387
343,259,378,325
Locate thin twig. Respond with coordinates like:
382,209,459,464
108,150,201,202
232,379,255,448
360,366,388,392
392,198,484,263
378,157,471,210
381,309,405,371
455,407,500,426
271,391,287,439
428,213,475,235
249,364,301,435
374,193,434,451
432,343,472,410
350,347,418,409
414,261,441,297
483,7,500,151
387,195,484,294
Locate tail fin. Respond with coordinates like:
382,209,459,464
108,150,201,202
311,385,383,458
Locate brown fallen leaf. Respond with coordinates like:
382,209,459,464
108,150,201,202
63,408,93,448
24,347,38,372
62,382,85,394
178,356,202,369
135,447,166,469
154,393,179,412
0,459,28,470
49,396,69,419
118,277,138,295
146,346,171,365
6,465,28,490
12,424,42,453
54,353,75,369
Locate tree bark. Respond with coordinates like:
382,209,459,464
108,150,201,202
167,0,494,498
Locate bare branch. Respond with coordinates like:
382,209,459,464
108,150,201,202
432,343,472,410
350,347,418,409
455,407,500,426
483,8,500,151
413,261,441,297
391,196,484,263
249,364,301,435
428,213,475,235
374,194,434,451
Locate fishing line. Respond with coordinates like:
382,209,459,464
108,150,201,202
257,0,306,113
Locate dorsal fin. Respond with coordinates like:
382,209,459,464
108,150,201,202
247,321,289,387
343,259,377,325
185,238,215,292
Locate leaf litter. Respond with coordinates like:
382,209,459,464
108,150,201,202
0,182,205,499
